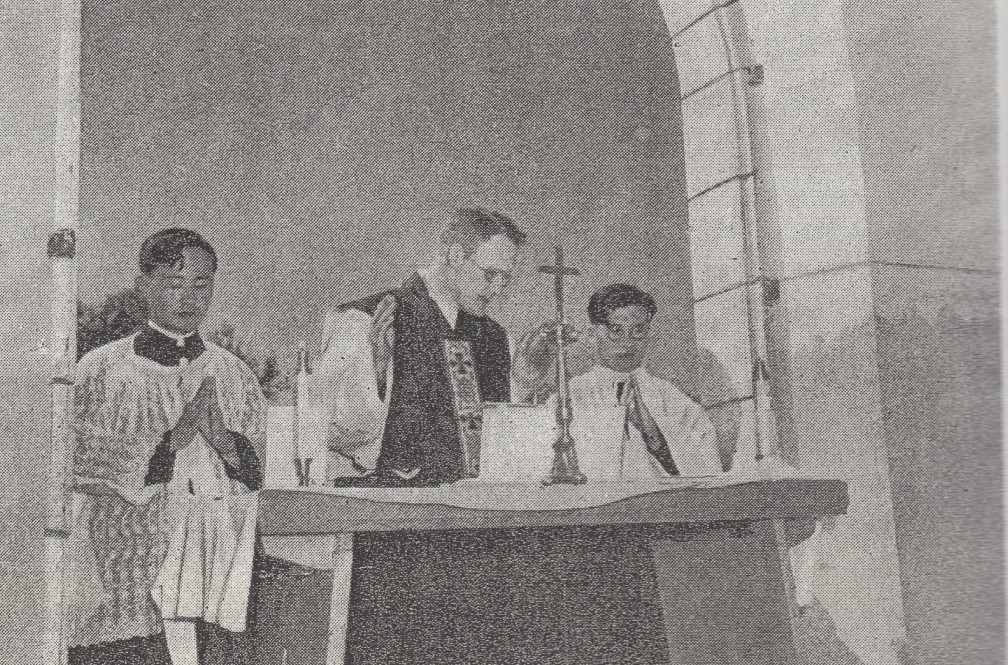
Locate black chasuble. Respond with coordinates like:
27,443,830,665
340,273,510,485
339,275,670,665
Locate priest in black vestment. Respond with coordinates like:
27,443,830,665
306,209,670,664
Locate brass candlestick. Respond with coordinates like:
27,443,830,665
539,246,586,485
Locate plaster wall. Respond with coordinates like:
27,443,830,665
840,0,1001,661
871,267,1000,665
662,0,914,662
666,1,1001,663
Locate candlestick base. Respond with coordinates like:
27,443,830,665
543,470,588,486
543,438,587,486
294,458,313,487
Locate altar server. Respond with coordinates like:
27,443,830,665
66,229,264,665
518,283,724,478
574,283,722,477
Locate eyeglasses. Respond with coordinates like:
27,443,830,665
469,258,512,288
602,323,651,341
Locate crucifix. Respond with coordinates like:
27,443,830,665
539,246,587,485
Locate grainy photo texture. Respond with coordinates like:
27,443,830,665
0,1,1000,664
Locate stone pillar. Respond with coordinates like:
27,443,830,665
660,0,909,662
841,0,1001,662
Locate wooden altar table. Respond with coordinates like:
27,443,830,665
254,478,848,665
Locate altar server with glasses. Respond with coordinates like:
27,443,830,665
514,282,724,479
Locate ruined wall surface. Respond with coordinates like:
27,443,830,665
842,0,1001,661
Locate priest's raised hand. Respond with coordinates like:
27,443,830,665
512,320,594,403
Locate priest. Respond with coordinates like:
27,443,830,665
309,207,521,484
66,229,265,665
303,217,672,663
304,208,523,663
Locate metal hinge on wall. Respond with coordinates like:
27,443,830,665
752,358,770,383
47,229,76,258
763,277,780,306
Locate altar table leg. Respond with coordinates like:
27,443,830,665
770,520,804,656
325,533,354,665
650,520,802,664
258,534,355,665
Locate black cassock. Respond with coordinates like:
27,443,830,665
339,275,670,664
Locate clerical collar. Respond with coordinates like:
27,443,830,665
135,321,205,366
417,267,459,328
146,320,197,345
593,364,645,403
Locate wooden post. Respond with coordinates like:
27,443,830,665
42,0,80,662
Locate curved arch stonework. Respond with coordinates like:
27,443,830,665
659,0,909,663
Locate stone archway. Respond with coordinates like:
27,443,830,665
657,1,908,663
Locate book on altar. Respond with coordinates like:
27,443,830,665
480,401,654,483
479,400,694,484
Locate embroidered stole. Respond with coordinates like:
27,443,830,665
444,339,483,478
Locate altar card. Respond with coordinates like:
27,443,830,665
479,402,555,483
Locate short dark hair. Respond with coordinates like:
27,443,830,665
588,284,658,325
138,228,218,275
441,208,528,255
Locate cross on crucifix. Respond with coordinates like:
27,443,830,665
538,245,587,485
538,246,580,323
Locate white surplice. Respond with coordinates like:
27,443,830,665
302,307,390,479
552,365,723,480
66,335,265,646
